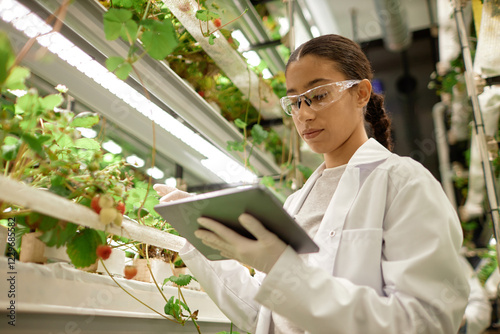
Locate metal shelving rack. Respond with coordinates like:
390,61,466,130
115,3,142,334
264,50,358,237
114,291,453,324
15,0,282,187
452,0,500,260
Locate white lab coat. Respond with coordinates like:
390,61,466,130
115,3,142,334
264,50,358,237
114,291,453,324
180,138,469,334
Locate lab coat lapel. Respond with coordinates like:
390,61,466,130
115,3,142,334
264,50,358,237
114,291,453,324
309,166,360,273
308,139,391,273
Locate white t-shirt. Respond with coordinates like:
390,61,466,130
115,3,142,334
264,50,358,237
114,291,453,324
271,164,346,334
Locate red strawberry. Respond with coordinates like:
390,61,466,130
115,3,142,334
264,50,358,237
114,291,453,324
198,91,205,98
96,245,112,260
91,196,101,214
213,18,222,28
116,202,125,215
124,265,138,279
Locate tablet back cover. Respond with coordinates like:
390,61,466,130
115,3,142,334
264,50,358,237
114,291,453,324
154,185,319,260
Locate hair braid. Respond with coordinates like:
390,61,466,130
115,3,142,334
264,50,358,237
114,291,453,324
365,92,393,151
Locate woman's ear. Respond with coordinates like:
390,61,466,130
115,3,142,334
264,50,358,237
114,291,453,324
357,79,372,107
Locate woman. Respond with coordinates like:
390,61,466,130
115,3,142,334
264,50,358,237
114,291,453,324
154,34,469,334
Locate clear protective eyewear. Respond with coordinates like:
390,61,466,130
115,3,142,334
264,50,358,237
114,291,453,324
280,80,362,116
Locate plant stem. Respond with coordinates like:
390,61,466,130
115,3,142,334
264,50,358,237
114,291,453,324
0,209,31,219
130,66,155,225
208,9,248,36
11,0,71,70
99,258,179,323
178,285,202,334
243,67,252,167
145,245,170,304
4,161,9,177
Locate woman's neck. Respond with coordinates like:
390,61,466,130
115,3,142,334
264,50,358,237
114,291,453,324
323,125,368,168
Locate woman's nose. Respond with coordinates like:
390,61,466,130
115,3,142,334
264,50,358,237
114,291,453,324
294,104,316,123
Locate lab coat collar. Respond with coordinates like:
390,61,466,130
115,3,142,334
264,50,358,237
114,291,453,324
311,138,392,176
285,138,391,215
347,138,392,168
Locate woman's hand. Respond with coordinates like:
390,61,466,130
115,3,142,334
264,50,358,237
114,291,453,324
153,184,192,202
194,213,287,274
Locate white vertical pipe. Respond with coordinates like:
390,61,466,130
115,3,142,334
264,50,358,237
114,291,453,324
433,102,458,210
453,0,500,261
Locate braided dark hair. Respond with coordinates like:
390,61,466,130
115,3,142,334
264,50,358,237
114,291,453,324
286,34,393,151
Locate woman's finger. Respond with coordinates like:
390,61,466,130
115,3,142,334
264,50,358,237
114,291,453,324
195,229,232,253
197,217,248,243
238,213,274,241
153,184,176,196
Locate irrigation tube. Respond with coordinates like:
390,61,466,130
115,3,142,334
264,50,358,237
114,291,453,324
432,102,458,210
453,0,500,260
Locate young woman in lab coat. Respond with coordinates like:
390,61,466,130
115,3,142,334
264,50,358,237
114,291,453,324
154,34,469,334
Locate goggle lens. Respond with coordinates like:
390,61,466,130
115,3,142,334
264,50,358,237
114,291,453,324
280,80,361,116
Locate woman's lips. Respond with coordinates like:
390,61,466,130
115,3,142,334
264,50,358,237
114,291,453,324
302,129,323,140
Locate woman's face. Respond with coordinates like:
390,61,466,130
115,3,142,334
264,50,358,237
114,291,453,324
285,55,370,167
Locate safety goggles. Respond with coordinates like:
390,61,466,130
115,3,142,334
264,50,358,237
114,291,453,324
280,80,362,116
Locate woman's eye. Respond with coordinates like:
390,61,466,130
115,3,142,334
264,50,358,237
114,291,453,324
313,92,328,101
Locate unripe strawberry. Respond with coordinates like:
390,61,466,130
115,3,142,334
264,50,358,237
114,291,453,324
99,207,118,225
113,213,123,226
98,195,114,209
96,245,112,260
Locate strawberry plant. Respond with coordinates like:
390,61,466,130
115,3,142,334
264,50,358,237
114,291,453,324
99,1,294,180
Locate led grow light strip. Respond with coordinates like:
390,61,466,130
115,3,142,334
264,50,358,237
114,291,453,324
0,0,257,184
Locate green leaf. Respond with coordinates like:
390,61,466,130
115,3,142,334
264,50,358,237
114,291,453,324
48,184,72,198
226,140,244,152
208,34,216,45
1,136,21,161
0,31,15,85
195,9,220,21
140,19,178,60
126,187,159,217
297,164,313,179
168,274,194,287
105,56,125,72
234,118,247,129
250,124,268,145
74,138,100,150
120,20,138,44
51,174,66,187
56,134,75,149
38,222,77,248
40,94,63,111
164,296,174,317
113,62,133,80
70,111,99,128
38,215,59,232
4,66,30,90
38,228,59,247
103,8,134,41
260,175,275,188
66,228,101,268
16,91,39,114
113,0,134,9
38,134,52,144
21,133,45,157
58,223,78,248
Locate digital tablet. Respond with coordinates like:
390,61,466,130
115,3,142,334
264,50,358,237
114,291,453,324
154,185,319,261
